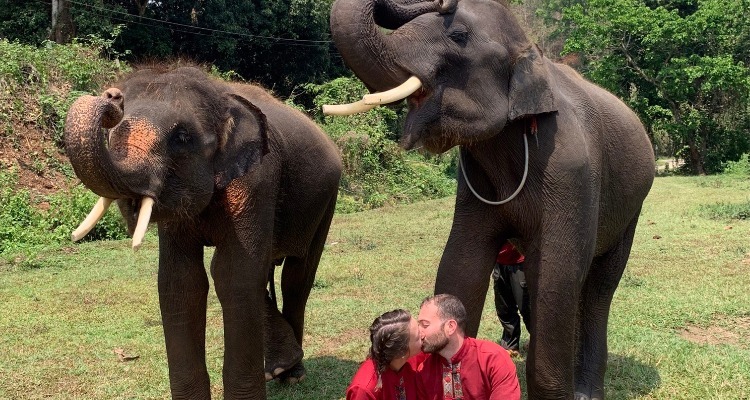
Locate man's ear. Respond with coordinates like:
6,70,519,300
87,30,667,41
213,94,270,189
444,319,458,336
508,44,557,121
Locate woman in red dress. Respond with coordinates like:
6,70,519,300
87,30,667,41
346,309,426,400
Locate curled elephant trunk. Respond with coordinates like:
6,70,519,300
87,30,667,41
330,0,456,92
64,90,154,249
64,91,128,199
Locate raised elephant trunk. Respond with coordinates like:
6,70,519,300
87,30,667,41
64,90,154,249
330,0,457,92
65,93,128,199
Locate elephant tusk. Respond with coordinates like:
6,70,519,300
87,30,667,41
362,76,422,105
131,197,154,251
71,197,114,241
322,100,376,116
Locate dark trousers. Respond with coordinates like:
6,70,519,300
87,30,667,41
492,263,531,351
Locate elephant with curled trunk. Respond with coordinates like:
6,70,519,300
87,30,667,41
326,0,655,398
64,65,342,399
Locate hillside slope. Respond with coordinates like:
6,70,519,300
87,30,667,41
0,39,127,199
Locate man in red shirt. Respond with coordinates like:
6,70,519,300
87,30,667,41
415,294,520,400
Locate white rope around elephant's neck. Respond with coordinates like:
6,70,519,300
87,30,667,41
458,133,529,206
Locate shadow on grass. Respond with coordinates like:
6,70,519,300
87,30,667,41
266,352,659,399
267,356,361,400
604,352,661,399
513,352,660,400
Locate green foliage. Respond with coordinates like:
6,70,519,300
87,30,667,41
562,0,750,174
0,0,50,45
301,77,457,212
0,169,128,259
722,153,750,176
0,39,128,146
0,0,346,96
101,0,346,96
699,201,750,220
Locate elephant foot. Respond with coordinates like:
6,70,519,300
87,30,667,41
264,344,303,382
574,390,603,400
264,367,292,382
275,363,306,384
264,292,304,381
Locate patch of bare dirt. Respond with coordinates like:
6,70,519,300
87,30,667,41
306,328,366,357
0,120,75,199
679,315,750,349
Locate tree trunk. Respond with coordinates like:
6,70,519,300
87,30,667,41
50,0,74,44
687,140,706,175
135,0,148,17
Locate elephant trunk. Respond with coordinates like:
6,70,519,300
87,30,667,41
330,0,456,92
64,92,132,199
64,90,154,249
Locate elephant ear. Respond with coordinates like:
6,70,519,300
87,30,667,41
508,44,558,121
213,93,270,189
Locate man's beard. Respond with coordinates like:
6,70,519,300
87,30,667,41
421,329,449,353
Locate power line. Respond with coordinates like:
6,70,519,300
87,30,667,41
47,0,336,47
35,0,346,60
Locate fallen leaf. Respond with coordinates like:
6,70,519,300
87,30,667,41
724,226,733,230
652,235,662,239
113,348,140,362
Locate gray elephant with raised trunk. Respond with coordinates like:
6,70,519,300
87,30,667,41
64,65,342,399
325,0,655,399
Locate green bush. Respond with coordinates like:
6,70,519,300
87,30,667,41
0,38,128,144
722,153,750,176
301,77,456,212
699,200,750,220
0,168,127,259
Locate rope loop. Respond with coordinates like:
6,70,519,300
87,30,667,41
458,133,529,206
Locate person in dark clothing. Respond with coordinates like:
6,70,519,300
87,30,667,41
492,241,531,355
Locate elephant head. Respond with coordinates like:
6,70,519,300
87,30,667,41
64,66,269,248
327,0,557,153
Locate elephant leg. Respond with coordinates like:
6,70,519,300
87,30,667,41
434,215,501,337
276,200,337,383
211,242,269,400
574,215,640,400
525,225,596,400
264,286,304,381
157,226,211,399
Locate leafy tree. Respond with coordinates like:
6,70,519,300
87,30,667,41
106,0,346,95
0,0,50,44
563,0,750,174
1,0,346,97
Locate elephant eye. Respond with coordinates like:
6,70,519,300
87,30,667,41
172,127,192,145
448,29,468,45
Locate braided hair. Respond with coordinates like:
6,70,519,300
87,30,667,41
368,309,412,390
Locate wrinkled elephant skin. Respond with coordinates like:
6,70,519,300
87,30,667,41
64,66,342,399
329,0,655,398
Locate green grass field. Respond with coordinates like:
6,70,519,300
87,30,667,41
1,175,749,399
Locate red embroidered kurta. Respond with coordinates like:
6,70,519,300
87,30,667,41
496,243,524,265
416,337,520,400
346,353,427,400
